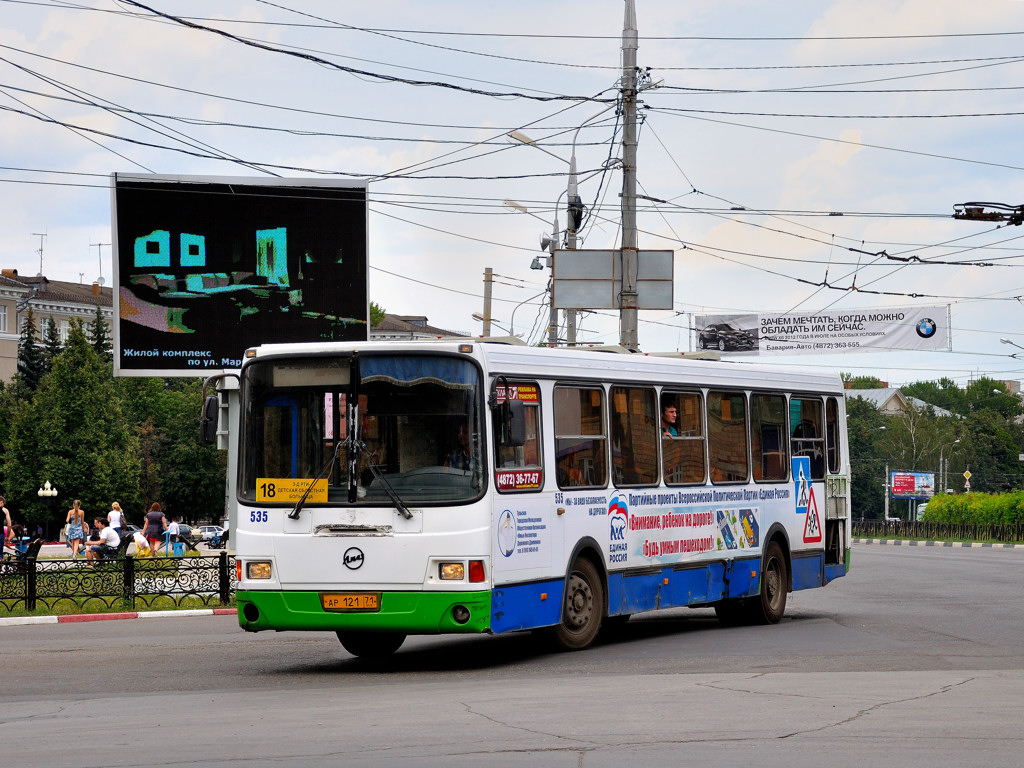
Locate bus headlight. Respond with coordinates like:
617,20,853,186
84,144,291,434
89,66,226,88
439,562,465,580
246,561,273,580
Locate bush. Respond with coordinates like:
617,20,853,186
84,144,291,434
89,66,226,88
922,491,1024,525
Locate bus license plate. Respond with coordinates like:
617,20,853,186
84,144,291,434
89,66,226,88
321,593,380,612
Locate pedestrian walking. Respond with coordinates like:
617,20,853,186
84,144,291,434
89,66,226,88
0,497,12,548
65,499,89,560
142,502,167,555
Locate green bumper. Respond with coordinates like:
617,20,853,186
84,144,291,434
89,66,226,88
237,589,492,634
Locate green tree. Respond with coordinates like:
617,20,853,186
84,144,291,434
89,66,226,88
42,316,62,375
370,301,386,328
846,395,888,519
87,305,113,361
3,320,140,533
841,374,887,389
154,379,227,524
116,376,225,523
16,306,44,390
901,377,966,415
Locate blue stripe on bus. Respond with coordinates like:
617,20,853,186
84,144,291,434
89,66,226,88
792,552,825,590
492,552,843,634
491,580,565,633
824,561,847,584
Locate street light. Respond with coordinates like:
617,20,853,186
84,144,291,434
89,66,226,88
473,290,548,342
1000,338,1024,359
508,108,615,346
939,439,960,494
37,480,57,541
471,313,520,338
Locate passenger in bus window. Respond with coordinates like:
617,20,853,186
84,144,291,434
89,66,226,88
445,422,475,471
661,400,679,437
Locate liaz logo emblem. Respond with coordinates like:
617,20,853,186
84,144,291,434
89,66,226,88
916,318,937,338
343,547,365,570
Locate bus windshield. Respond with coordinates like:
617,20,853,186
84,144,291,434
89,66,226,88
239,353,484,505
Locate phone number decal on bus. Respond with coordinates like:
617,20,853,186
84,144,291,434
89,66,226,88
496,470,542,490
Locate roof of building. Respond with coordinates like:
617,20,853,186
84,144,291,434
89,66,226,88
846,387,955,417
19,275,113,308
372,314,465,337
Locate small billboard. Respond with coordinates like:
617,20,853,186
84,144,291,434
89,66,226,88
111,174,368,376
890,471,935,500
552,249,674,310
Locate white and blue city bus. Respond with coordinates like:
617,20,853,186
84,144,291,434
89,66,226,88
203,339,850,656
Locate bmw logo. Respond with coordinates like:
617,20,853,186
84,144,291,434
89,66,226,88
916,318,937,338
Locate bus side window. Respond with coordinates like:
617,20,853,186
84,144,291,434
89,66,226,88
554,385,607,489
750,393,788,482
790,397,825,479
662,391,706,485
610,386,658,486
492,382,543,491
826,397,841,474
707,391,749,483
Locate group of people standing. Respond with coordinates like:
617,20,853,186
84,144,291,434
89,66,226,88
65,500,170,560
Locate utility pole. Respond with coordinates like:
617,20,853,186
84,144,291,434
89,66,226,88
884,463,890,519
481,267,493,337
32,232,46,276
566,156,580,347
619,0,639,350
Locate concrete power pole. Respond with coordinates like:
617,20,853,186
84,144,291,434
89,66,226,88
619,0,639,350
482,267,493,337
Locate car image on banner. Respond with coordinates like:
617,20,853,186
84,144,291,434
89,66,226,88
698,322,757,351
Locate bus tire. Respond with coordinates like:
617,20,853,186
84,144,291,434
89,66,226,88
336,631,406,658
752,540,788,624
553,557,604,651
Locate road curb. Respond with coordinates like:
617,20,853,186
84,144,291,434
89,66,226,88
854,538,1024,549
0,607,237,627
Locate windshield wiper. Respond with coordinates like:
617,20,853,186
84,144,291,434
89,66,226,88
353,441,413,520
287,440,344,521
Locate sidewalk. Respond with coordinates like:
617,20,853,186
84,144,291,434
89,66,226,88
854,538,1024,549
0,607,237,627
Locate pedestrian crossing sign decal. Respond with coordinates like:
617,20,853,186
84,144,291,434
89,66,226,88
802,485,822,543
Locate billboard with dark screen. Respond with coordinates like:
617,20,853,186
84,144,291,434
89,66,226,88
111,174,368,376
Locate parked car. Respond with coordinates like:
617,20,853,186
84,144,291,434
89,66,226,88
197,525,224,541
698,322,757,351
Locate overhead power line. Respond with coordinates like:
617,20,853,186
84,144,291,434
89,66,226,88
116,0,610,104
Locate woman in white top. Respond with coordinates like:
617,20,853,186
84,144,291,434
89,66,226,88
107,501,125,536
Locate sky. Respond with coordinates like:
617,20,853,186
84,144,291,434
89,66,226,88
2,0,1024,387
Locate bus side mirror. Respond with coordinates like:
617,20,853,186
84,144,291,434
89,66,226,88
507,400,526,447
200,394,220,444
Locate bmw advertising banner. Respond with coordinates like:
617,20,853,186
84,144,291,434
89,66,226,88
695,306,949,356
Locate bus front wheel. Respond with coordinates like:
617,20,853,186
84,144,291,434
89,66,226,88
336,631,406,658
553,557,604,651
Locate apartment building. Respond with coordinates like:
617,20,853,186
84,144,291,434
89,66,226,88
0,269,113,383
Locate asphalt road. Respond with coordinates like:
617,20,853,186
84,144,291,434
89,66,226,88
3,544,1023,767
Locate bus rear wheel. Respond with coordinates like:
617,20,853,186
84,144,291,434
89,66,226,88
336,631,406,659
714,541,788,626
755,540,788,624
553,557,604,651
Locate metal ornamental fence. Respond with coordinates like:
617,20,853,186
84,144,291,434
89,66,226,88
853,520,1024,544
0,552,237,612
